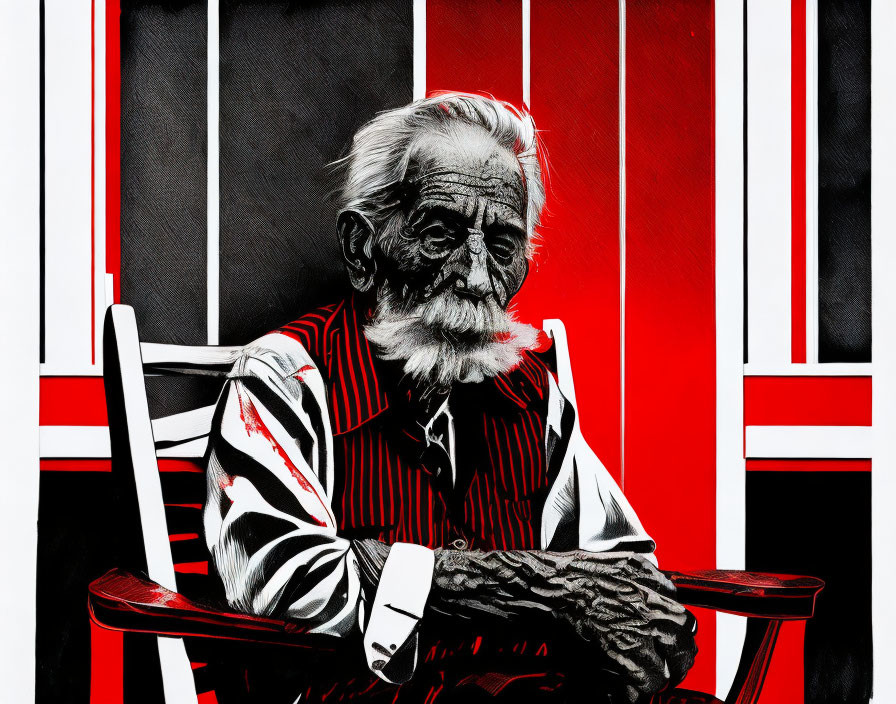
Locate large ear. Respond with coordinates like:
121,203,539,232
337,209,377,292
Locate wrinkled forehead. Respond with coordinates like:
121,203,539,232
404,124,526,218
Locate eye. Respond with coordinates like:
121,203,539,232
418,222,462,254
488,231,520,264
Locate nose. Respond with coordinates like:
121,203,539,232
454,230,491,302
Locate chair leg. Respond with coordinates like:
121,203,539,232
724,619,782,704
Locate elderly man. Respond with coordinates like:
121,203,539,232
204,93,696,703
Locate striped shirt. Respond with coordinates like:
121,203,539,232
204,295,654,684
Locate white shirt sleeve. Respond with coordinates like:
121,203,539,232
540,372,656,557
203,332,433,682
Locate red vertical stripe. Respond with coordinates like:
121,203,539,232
105,0,120,303
757,620,805,704
414,460,423,544
377,433,385,522
385,439,395,524
493,418,519,496
395,453,405,541
426,482,434,547
89,621,123,704
791,0,807,362
512,423,529,496
624,0,716,694
426,0,522,105
516,0,622,482
348,437,357,529
350,305,375,418
341,309,363,429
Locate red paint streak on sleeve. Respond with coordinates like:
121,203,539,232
235,384,330,528
293,364,316,380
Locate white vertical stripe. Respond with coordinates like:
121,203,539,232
94,0,107,368
715,0,746,697
413,0,426,101
207,0,220,345
746,0,791,365
806,0,819,363
522,0,531,108
42,0,94,374
0,2,39,701
872,0,896,699
619,0,626,491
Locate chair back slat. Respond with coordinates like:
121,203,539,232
157,439,208,459
141,342,242,377
152,404,217,447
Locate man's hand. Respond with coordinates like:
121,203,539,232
430,549,697,702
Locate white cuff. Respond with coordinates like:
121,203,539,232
362,542,435,684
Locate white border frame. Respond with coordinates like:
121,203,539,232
715,0,746,696
207,0,220,345
0,2,40,701
871,0,896,699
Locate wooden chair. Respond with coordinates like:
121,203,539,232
90,304,824,704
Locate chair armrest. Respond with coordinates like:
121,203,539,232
88,568,340,650
663,569,824,619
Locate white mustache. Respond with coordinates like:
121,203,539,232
365,283,537,386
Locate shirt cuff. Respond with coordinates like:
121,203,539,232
362,542,435,684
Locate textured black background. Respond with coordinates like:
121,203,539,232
747,470,872,704
818,0,871,362
219,0,412,346
120,0,208,347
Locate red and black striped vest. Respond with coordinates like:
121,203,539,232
276,296,554,550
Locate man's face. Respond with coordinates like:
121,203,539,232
380,124,530,332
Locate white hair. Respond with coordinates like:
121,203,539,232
338,92,546,246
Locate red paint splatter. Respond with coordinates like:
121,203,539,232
237,386,330,528
293,364,315,381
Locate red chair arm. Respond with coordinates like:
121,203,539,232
88,568,340,650
663,569,824,619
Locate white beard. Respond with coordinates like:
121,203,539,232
364,284,538,387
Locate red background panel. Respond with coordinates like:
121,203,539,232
426,0,522,106
40,377,108,425
623,0,715,693
516,0,623,480
791,0,807,363
758,620,805,704
744,376,871,426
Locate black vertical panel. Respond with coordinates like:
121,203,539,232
36,470,154,703
817,0,871,362
120,1,208,346
746,471,872,704
219,0,413,346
